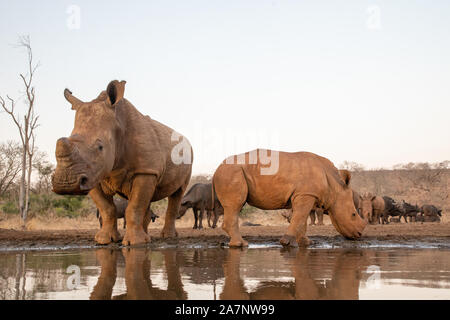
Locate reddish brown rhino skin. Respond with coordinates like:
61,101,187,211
212,149,367,247
52,80,192,246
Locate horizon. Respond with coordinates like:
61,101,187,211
1,1,449,175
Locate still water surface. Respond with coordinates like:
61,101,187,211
1,247,450,300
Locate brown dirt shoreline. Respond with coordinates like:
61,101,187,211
1,222,450,252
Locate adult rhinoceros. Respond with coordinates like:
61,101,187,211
212,149,367,247
52,80,192,246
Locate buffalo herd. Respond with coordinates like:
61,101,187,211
357,193,442,224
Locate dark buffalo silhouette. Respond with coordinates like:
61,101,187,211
177,183,224,229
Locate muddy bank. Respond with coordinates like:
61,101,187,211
0,223,449,252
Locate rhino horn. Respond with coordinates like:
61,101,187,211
64,89,83,110
55,137,75,158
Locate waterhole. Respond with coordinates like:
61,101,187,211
1,247,449,299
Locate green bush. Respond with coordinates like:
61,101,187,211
52,195,84,212
0,193,96,219
1,201,19,214
239,204,257,217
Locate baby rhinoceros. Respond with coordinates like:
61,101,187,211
212,149,367,248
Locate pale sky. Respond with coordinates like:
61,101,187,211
1,0,449,174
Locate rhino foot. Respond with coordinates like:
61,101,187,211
161,227,178,238
95,228,122,244
229,238,248,247
280,234,299,247
122,229,150,246
297,235,311,247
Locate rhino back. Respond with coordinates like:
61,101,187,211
236,150,342,210
114,99,192,200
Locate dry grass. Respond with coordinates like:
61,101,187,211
0,206,446,232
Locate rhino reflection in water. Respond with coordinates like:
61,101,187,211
220,248,369,300
89,247,370,300
51,80,192,246
90,248,187,300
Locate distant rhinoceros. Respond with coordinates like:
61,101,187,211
212,150,367,247
360,193,385,224
176,183,224,229
52,80,192,246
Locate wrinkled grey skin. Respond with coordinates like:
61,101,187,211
96,197,159,229
177,183,224,229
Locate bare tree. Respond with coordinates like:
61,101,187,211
34,153,54,194
339,161,365,172
0,35,40,226
0,141,22,196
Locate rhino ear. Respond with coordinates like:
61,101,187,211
64,89,83,110
106,80,127,106
338,169,351,187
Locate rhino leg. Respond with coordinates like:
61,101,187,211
214,166,248,247
142,206,151,234
122,175,155,246
90,187,122,244
223,204,248,247
280,195,315,247
161,187,185,238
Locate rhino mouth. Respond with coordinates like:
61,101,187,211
329,211,367,240
52,171,92,195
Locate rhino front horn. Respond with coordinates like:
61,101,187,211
55,137,75,158
64,88,83,109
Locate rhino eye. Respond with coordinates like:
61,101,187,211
98,145,103,151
